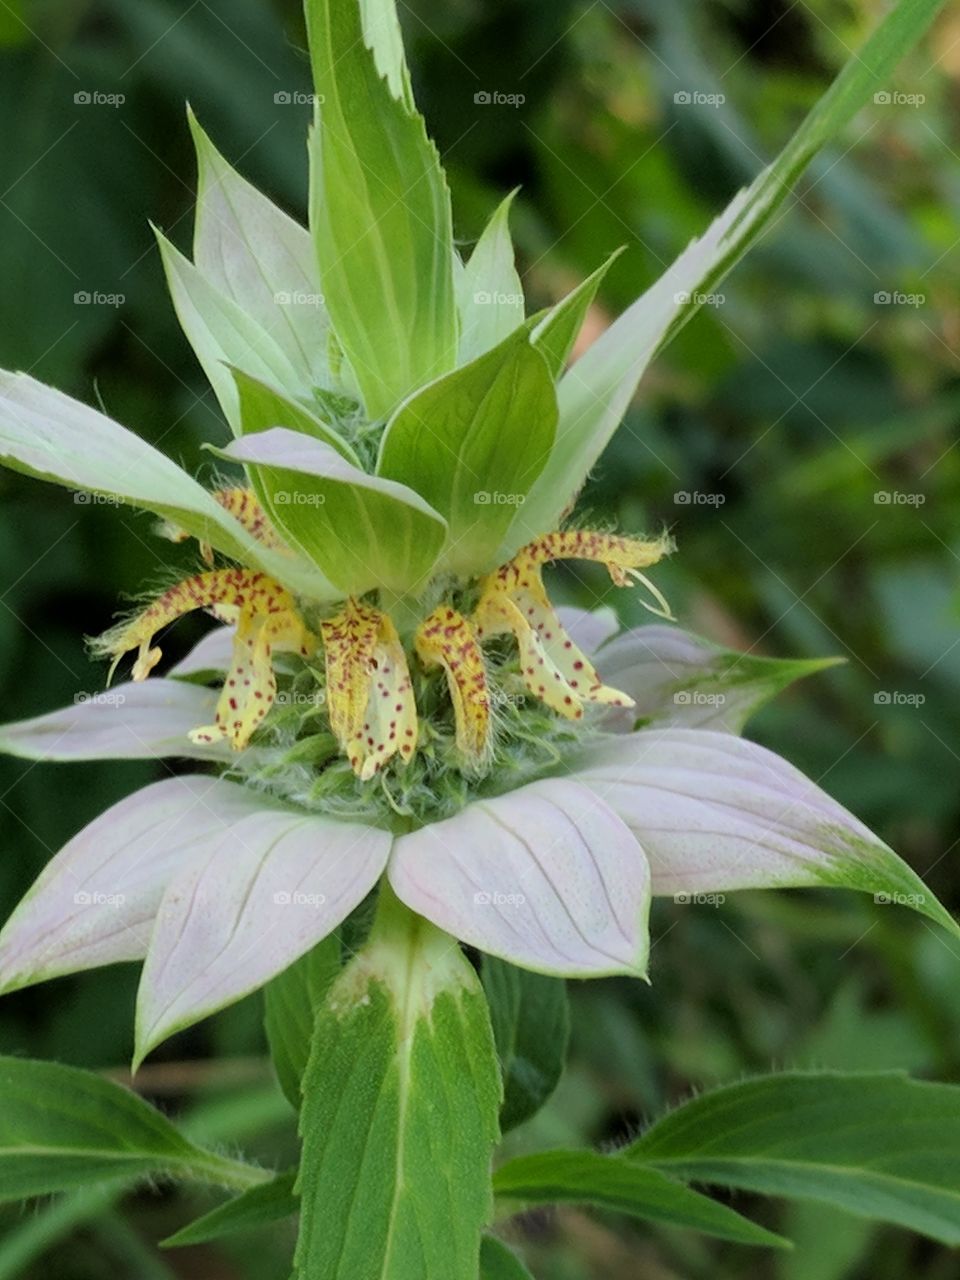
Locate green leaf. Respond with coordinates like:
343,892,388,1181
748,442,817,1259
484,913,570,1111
296,890,501,1280
458,192,525,364
482,957,569,1132
0,370,333,600
479,1236,534,1280
0,1057,268,1202
155,227,304,433
514,0,951,536
163,1171,298,1247
627,1071,960,1246
528,251,622,382
232,367,359,458
220,428,448,595
306,0,456,418
187,109,332,393
377,330,557,575
264,938,341,1109
493,1149,787,1248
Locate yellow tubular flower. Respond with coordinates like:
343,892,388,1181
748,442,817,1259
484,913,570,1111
320,599,417,781
473,530,673,720
97,569,315,750
415,607,492,764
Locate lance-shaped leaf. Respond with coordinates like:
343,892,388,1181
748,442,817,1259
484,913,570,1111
512,0,952,536
164,1171,298,1247
482,957,569,1132
188,109,331,392
231,367,358,458
0,1057,268,1202
156,229,305,432
377,330,557,575
458,192,525,364
264,939,342,1108
493,1149,786,1247
594,624,841,733
627,1071,960,1246
577,727,960,938
0,372,332,597
0,776,269,993
220,428,447,595
306,0,457,418
527,250,622,383
135,809,391,1065
296,891,501,1280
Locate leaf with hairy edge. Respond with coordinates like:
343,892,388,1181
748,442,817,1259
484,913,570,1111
264,939,341,1108
306,0,456,418
377,329,557,575
295,891,501,1280
511,0,952,538
0,372,331,598
0,1057,268,1201
220,428,447,595
493,1150,787,1248
458,192,524,364
482,957,569,1132
164,1171,298,1247
627,1072,960,1246
594,624,841,733
480,1236,535,1280
188,109,331,390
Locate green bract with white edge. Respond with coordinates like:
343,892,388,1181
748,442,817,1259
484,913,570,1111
0,0,955,1273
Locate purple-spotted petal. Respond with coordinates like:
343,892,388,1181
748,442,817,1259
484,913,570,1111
388,778,649,978
135,811,391,1062
0,680,242,762
575,729,958,937
0,776,265,992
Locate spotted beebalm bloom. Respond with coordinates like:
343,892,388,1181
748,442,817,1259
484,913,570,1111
0,2,955,1067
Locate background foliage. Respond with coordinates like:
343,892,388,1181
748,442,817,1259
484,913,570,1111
1,0,959,1276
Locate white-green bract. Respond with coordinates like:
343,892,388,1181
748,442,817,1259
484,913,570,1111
0,0,954,1072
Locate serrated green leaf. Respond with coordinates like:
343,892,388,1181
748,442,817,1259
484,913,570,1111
220,427,448,594
482,957,569,1132
493,1149,788,1248
306,0,456,418
479,1236,534,1280
0,1057,268,1202
377,329,557,575
458,192,524,363
628,1071,960,1246
264,939,341,1109
514,0,951,537
163,1171,298,1247
295,892,501,1280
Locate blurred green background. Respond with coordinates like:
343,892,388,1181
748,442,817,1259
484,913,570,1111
1,0,959,1276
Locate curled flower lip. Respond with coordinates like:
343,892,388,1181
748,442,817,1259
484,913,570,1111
0,609,954,1065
